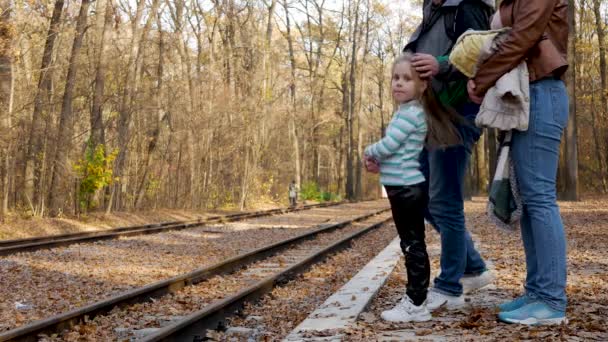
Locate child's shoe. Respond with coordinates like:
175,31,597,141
498,301,567,325
381,295,432,322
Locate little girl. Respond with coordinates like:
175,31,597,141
364,53,461,322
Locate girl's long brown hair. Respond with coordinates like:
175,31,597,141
392,53,462,148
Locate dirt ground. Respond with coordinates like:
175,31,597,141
0,203,285,240
1,198,607,340
344,198,608,341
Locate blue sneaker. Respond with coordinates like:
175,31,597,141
498,295,532,312
498,301,567,325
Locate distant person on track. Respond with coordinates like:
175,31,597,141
288,180,298,207
363,53,464,322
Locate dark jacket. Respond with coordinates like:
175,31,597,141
404,0,494,106
473,0,569,95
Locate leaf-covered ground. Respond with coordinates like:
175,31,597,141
0,208,233,240
347,199,608,341
0,200,317,240
213,222,399,341
3,198,606,341
40,214,394,341
0,201,386,332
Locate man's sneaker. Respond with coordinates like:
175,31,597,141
426,288,465,311
498,301,567,325
461,270,494,294
498,294,533,312
381,295,432,322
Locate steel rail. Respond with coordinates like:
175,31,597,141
0,207,390,342
0,202,343,256
142,217,391,341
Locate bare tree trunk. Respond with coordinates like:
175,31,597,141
476,134,488,194
343,70,353,199
354,2,371,199
22,0,64,212
283,0,301,189
590,88,605,189
159,115,174,209
123,0,158,210
109,0,146,212
239,145,250,210
186,131,197,209
0,0,13,220
593,0,608,192
213,0,236,92
337,126,344,195
355,127,363,199
345,0,360,200
89,0,113,209
174,140,183,208
47,0,92,216
90,0,112,151
374,38,386,135
371,37,387,198
169,0,198,208
309,8,320,183
264,0,276,94
135,11,164,209
1,63,13,218
294,0,327,184
487,128,498,181
562,0,578,200
376,72,385,198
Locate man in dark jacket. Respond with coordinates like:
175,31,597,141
402,0,495,311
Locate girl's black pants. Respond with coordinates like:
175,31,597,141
385,183,430,306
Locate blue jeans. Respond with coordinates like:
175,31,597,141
511,78,568,312
420,103,487,296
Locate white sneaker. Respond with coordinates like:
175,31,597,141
381,295,432,322
426,289,465,311
461,270,494,294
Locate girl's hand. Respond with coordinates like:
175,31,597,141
467,79,484,104
364,155,380,173
366,161,380,173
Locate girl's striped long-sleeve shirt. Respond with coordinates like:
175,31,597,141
364,100,427,186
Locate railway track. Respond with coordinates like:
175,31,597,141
0,206,391,341
0,202,341,256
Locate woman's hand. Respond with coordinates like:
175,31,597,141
467,79,484,104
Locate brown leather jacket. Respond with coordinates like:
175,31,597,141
473,0,568,95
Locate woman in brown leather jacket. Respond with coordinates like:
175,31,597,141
468,0,569,326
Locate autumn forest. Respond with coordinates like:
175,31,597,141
0,0,603,218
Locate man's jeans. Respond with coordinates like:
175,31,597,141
511,78,568,312
420,102,487,296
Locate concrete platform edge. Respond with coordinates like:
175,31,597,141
283,236,402,341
